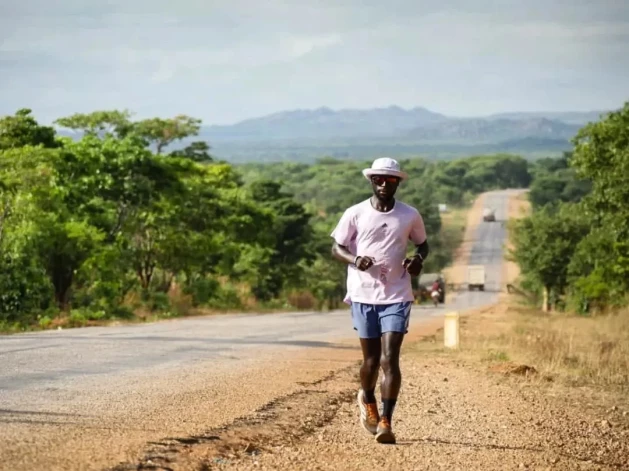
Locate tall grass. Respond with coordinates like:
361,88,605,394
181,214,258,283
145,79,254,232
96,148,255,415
509,306,629,389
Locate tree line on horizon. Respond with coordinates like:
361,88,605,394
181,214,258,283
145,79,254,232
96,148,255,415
0,105,620,331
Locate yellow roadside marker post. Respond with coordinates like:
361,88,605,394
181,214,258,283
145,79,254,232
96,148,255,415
444,311,460,349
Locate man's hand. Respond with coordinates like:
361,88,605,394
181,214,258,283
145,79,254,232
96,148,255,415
355,256,375,271
402,255,423,277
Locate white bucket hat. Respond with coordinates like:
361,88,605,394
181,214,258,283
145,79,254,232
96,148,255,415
362,157,408,181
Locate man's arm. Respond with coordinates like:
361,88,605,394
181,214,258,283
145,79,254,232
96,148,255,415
331,241,356,265
404,208,429,276
330,208,358,266
414,239,429,261
402,239,429,276
332,242,375,271
330,208,375,271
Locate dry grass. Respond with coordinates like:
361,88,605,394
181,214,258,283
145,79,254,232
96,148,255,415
496,191,628,389
286,290,318,310
507,303,629,389
415,295,629,393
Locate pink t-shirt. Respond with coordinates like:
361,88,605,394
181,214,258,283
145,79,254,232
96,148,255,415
331,199,427,305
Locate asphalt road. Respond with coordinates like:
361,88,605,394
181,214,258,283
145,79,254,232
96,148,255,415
0,189,517,469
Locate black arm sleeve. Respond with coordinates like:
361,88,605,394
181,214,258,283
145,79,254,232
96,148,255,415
415,239,429,261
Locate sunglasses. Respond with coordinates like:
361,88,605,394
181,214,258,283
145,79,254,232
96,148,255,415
371,176,400,186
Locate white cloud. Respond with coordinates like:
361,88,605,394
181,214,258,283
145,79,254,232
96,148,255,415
284,34,342,59
150,63,176,84
0,0,627,124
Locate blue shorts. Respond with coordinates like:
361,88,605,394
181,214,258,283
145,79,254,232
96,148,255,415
350,301,413,338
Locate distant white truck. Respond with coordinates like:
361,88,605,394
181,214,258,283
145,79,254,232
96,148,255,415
467,265,486,291
482,208,496,222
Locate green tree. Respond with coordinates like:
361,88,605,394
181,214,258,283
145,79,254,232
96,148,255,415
55,110,203,155
567,227,629,312
134,115,202,154
247,180,314,300
54,110,135,138
530,153,571,177
554,102,629,311
169,141,213,162
509,203,590,310
54,134,183,238
570,102,629,236
528,168,591,209
35,218,105,308
0,144,105,309
0,109,60,149
0,146,58,322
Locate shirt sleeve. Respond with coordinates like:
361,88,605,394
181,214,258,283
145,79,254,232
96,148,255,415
330,208,357,247
409,210,427,245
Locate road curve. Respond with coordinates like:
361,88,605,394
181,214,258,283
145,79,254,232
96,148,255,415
0,189,520,470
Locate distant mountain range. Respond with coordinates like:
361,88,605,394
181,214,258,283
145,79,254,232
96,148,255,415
192,106,608,162
200,106,604,142
52,105,610,163
202,106,448,141
402,117,580,142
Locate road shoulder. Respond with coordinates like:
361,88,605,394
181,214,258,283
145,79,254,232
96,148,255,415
145,299,627,471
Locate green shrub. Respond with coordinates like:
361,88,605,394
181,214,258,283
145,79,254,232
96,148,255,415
0,253,54,325
183,276,221,306
207,284,243,310
144,292,170,312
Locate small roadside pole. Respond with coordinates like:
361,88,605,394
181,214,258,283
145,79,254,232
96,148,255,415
443,311,460,349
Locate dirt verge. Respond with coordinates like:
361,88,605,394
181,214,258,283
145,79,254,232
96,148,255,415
152,298,626,471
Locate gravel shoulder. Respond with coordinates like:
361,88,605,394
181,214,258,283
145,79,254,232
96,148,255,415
194,300,627,471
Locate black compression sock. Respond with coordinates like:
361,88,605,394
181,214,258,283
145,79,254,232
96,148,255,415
382,398,397,422
363,388,376,403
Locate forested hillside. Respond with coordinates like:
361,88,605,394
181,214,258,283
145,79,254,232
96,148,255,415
0,106,600,332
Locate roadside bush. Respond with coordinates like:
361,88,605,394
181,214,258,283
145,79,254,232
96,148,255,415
206,284,243,310
183,276,221,306
144,291,170,312
0,252,53,325
567,226,629,314
67,308,107,327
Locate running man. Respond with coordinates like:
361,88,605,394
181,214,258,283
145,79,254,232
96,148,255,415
331,157,429,444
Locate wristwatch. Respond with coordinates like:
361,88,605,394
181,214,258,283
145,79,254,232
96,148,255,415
353,255,360,266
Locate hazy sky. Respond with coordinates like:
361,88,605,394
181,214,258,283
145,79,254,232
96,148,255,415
1,0,628,125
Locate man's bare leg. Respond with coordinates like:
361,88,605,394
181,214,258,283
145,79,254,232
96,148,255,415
359,338,381,399
376,332,405,443
357,338,381,434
